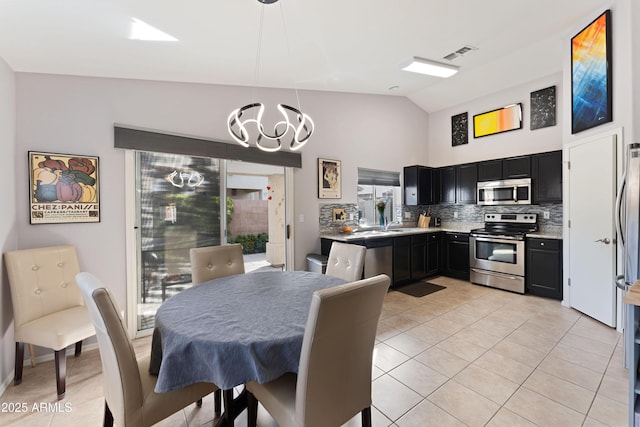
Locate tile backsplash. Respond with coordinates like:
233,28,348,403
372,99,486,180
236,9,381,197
319,202,562,234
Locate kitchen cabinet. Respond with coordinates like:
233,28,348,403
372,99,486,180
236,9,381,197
477,156,530,182
410,234,427,280
393,236,412,284
456,163,477,204
532,150,562,203
477,160,502,182
425,232,441,276
439,164,476,205
403,165,439,205
503,155,531,179
441,232,470,280
526,238,562,300
439,166,456,204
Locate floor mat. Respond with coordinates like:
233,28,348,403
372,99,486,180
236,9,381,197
395,281,446,297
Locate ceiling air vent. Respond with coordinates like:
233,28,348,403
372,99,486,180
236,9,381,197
443,45,478,61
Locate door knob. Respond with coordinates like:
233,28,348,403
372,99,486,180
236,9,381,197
595,238,611,244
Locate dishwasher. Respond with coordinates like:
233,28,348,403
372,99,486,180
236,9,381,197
363,238,393,283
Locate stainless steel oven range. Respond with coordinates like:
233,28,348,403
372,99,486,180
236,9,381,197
469,213,538,294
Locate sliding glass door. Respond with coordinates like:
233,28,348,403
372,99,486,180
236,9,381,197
134,152,286,332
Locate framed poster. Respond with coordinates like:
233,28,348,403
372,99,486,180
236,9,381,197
473,103,523,138
571,9,612,134
318,158,341,199
29,151,100,224
530,85,557,130
451,112,469,146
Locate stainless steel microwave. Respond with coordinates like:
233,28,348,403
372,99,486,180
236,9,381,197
477,178,531,205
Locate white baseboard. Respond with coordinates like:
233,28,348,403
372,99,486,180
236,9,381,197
0,342,100,398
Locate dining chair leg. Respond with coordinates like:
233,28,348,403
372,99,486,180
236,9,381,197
361,407,372,427
103,401,114,427
14,342,24,385
75,341,83,357
247,390,258,427
54,349,67,400
214,389,222,415
223,389,234,427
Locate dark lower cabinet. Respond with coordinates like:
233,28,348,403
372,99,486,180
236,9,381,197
441,232,470,280
426,233,441,276
410,234,428,280
393,236,412,284
526,238,563,300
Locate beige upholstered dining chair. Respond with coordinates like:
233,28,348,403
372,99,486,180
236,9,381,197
75,272,218,427
190,243,245,285
4,244,95,399
246,274,391,427
189,243,245,413
325,242,366,282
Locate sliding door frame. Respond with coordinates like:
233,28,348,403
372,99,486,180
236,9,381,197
124,150,295,337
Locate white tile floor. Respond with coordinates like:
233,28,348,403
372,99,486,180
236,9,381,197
0,276,628,426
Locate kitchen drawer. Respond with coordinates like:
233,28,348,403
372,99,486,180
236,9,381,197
427,232,441,241
527,238,560,250
444,232,469,242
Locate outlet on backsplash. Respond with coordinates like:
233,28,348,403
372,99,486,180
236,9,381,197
454,211,459,218
543,211,550,219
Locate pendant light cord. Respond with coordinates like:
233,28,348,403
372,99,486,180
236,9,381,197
278,1,303,112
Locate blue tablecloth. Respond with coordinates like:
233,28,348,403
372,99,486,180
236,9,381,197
150,271,346,392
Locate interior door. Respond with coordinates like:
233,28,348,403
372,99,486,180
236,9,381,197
567,133,617,327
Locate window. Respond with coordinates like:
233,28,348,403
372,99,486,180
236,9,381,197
357,168,401,226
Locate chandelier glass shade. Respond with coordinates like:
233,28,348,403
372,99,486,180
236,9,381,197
227,0,314,152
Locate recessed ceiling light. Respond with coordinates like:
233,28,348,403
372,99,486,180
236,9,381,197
401,57,458,78
129,18,178,42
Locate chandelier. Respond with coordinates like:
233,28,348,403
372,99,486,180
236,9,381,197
227,0,314,152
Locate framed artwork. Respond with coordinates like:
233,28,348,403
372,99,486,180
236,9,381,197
530,85,557,130
451,112,469,146
571,9,612,134
29,151,100,224
318,158,341,199
473,103,523,138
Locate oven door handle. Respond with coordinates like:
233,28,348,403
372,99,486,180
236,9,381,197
471,268,520,281
470,236,523,244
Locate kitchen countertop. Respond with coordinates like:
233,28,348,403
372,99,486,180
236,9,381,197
623,280,640,306
321,222,481,242
321,223,563,241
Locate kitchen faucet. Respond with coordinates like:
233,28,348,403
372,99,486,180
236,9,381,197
384,218,401,231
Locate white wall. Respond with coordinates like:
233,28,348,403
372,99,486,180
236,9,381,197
14,74,429,308
427,72,563,167
0,57,17,390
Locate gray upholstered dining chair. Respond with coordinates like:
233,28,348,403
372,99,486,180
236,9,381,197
75,272,218,427
246,274,391,427
325,242,366,282
190,243,245,285
4,244,96,400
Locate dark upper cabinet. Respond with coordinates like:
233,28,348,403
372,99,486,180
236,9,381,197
532,150,562,203
477,160,502,181
440,166,456,204
478,156,530,181
456,163,477,204
503,156,531,179
404,166,438,205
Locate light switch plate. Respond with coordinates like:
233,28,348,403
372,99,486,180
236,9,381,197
404,212,411,219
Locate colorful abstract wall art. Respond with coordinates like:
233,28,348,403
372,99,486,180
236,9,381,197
571,10,612,134
473,103,523,138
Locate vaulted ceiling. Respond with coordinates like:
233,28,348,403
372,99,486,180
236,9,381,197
0,0,608,112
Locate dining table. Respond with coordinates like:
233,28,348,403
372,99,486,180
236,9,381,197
149,270,347,426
